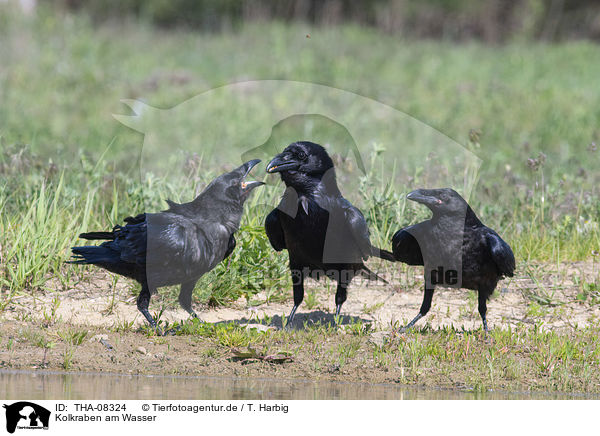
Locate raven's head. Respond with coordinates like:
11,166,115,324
407,188,468,216
205,159,264,204
266,141,334,175
180,159,263,233
265,141,336,192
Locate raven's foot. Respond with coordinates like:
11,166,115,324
146,324,164,336
332,304,346,327
284,318,296,331
161,324,182,336
398,312,424,334
482,321,491,344
139,309,164,335
284,305,298,330
148,321,164,336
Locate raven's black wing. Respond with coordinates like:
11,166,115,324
70,217,147,277
265,209,286,251
145,213,206,278
114,220,148,266
78,213,147,242
392,225,424,266
145,213,233,284
340,199,373,260
124,213,146,225
486,232,515,277
223,234,236,260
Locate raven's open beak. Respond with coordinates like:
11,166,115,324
240,159,265,193
407,189,442,206
266,154,299,173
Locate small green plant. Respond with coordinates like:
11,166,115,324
333,313,342,327
112,319,136,333
576,280,600,305
373,345,393,369
259,313,273,325
486,348,496,387
213,323,264,348
526,302,547,318
304,291,318,310
58,328,88,370
103,275,120,315
345,319,370,336
21,328,53,349
335,338,361,367
62,347,75,370
58,328,88,346
201,347,219,359
362,302,384,315
20,328,56,367
42,295,62,327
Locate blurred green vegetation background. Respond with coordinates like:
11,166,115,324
51,0,600,41
1,1,599,309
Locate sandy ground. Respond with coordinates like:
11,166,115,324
3,261,599,332
1,261,599,389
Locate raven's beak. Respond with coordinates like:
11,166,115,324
241,180,265,192
407,189,442,206
242,159,262,177
266,154,299,173
240,159,265,193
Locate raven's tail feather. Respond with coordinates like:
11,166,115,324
371,246,396,262
359,265,388,284
78,231,115,241
68,246,116,265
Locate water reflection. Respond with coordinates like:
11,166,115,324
0,370,590,400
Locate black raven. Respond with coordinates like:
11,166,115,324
392,188,515,332
265,141,395,326
70,159,264,329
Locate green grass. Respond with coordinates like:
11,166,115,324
1,8,600,310
57,327,89,370
125,318,600,392
6,315,600,392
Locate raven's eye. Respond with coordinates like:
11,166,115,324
297,151,307,160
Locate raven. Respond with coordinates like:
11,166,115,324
392,188,515,332
265,141,395,326
70,159,264,330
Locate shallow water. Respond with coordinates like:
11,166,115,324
0,370,592,400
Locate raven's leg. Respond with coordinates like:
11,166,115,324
478,290,489,334
178,280,199,318
137,281,159,329
334,280,349,321
401,288,434,332
286,267,305,328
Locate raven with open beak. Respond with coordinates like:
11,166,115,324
70,159,264,332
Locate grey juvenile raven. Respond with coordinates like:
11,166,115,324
70,159,264,329
392,188,515,333
265,141,395,326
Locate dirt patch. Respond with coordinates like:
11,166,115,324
1,261,600,392
4,261,599,331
